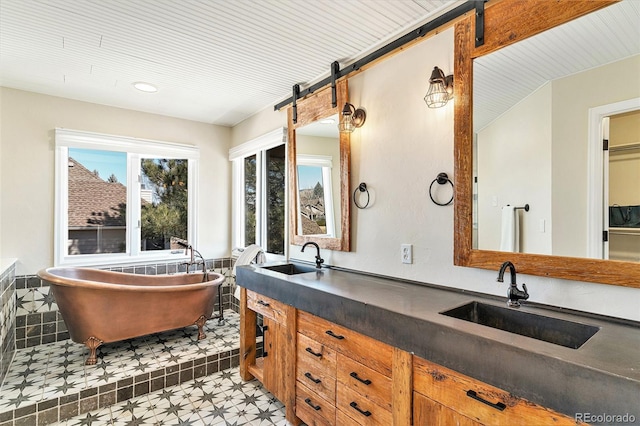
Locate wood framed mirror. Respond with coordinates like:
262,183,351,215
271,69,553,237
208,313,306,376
454,0,640,288
287,79,351,251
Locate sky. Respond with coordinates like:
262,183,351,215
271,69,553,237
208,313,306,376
69,148,127,184
297,165,323,190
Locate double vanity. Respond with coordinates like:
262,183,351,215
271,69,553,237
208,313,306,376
237,261,640,425
235,1,640,424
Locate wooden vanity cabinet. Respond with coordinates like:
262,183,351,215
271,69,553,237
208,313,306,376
296,311,411,426
412,356,582,426
240,288,298,422
241,286,580,425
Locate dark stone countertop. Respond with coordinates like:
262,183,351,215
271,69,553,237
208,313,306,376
236,261,640,424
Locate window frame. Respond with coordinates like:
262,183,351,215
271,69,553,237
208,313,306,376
296,154,335,238
229,127,287,259
55,128,199,267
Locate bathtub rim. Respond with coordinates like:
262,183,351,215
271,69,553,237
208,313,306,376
37,267,225,292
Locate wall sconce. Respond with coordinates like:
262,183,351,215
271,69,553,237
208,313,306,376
338,103,366,133
424,66,453,108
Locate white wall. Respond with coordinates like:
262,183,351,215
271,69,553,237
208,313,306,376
0,88,232,275
232,28,640,322
552,55,640,257
476,83,552,254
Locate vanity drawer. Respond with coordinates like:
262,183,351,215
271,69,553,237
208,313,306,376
413,356,581,426
246,290,287,324
337,354,392,411
297,332,337,373
298,311,393,376
337,385,392,426
296,382,335,426
297,337,337,402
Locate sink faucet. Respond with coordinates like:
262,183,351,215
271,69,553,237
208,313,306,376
497,261,529,308
301,241,324,269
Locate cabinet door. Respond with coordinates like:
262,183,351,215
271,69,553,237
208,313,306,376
263,318,285,402
414,392,480,426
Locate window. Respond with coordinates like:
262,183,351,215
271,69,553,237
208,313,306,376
55,129,198,266
230,128,287,257
296,154,335,237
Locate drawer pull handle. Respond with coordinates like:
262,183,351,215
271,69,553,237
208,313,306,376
305,398,321,411
325,330,345,340
350,401,372,417
350,372,372,385
305,372,322,384
257,300,270,307
305,347,323,358
466,390,506,411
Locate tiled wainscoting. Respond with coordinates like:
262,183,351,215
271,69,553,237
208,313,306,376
1,263,16,388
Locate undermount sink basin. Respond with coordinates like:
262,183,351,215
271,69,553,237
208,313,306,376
440,301,599,349
260,263,318,275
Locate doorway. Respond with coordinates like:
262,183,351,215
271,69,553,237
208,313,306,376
586,98,640,259
606,110,640,261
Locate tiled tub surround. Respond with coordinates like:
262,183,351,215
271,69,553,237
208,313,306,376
0,311,243,425
14,258,237,349
1,261,17,388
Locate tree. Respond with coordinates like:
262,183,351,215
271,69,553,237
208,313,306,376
107,173,118,183
313,181,324,199
266,148,285,254
244,156,257,246
140,159,188,250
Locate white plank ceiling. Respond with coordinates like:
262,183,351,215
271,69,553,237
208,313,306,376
474,0,640,131
0,0,460,126
2,1,638,128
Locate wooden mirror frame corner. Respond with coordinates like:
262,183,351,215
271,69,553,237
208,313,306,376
453,0,640,288
287,78,351,251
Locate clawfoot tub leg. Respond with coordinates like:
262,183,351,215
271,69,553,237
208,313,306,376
195,315,207,340
84,336,103,365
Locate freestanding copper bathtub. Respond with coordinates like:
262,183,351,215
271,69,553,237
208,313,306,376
37,267,225,365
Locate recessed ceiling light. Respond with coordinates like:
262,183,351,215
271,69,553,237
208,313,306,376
133,82,158,93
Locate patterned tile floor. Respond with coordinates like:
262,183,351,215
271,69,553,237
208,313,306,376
64,369,286,425
1,311,285,425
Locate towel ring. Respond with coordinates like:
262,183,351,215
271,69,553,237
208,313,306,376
429,172,454,206
353,182,370,209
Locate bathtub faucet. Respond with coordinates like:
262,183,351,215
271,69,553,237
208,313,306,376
177,240,207,274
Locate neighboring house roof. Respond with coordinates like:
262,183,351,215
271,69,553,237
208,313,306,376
301,216,324,235
67,158,127,228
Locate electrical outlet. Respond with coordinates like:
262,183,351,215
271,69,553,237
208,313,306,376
401,244,413,264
